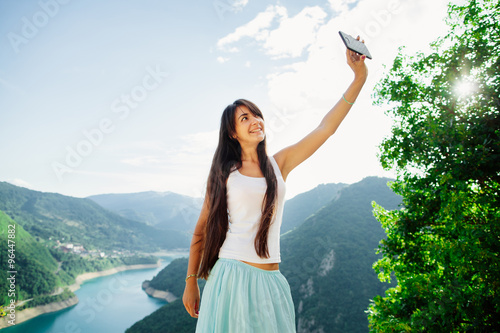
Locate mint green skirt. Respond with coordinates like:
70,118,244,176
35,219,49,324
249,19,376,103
196,258,296,332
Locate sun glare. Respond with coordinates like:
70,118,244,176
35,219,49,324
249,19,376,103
454,80,477,97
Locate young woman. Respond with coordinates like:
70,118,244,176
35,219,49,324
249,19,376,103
183,37,368,332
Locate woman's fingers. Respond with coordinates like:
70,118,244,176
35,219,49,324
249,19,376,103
344,35,368,79
183,285,200,318
347,49,361,62
194,300,199,317
189,300,199,318
345,35,366,62
183,298,199,318
186,305,195,318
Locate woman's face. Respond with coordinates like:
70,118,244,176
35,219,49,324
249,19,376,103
233,105,265,145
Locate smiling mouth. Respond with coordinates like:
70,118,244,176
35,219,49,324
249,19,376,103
250,128,263,133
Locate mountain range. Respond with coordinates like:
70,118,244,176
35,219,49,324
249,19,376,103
86,183,347,235
0,181,190,252
87,191,203,232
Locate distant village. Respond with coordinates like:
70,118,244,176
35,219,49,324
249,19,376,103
49,237,135,258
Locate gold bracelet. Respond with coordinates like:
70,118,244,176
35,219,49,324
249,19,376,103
185,273,198,282
342,94,354,105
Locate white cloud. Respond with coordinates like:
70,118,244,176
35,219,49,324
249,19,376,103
217,5,287,51
129,140,169,152
177,130,219,156
232,0,249,11
217,56,230,63
217,5,327,59
264,6,327,58
121,155,162,166
73,131,219,197
328,0,358,14
116,131,218,167
265,0,450,113
216,0,250,14
8,178,34,190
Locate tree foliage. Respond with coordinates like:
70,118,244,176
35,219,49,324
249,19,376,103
368,0,500,331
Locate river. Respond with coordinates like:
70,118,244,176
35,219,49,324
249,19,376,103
1,257,179,333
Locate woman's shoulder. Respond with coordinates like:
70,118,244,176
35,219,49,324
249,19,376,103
269,154,286,180
270,153,285,170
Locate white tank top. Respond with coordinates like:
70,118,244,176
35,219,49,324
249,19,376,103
218,156,286,263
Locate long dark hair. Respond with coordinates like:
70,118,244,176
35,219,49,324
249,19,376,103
197,99,278,280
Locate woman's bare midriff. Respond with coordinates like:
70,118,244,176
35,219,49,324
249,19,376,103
240,260,279,271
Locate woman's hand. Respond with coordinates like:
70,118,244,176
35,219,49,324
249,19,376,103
346,36,368,82
183,279,200,318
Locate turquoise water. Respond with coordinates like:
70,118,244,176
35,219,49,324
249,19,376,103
1,257,177,333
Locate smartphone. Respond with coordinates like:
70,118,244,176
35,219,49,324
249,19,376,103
338,31,372,59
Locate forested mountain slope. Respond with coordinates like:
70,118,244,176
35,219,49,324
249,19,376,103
0,182,190,251
280,176,400,332
281,183,347,234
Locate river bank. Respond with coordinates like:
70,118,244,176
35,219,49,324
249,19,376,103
0,261,161,330
141,281,177,303
140,249,189,258
0,297,79,329
67,261,161,292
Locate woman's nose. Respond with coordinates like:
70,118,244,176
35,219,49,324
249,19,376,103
251,116,262,124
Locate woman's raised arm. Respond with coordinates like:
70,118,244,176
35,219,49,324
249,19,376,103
274,39,368,181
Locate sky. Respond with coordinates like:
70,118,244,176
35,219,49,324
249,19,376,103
0,0,452,200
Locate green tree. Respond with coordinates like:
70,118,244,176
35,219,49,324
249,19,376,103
367,0,500,332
